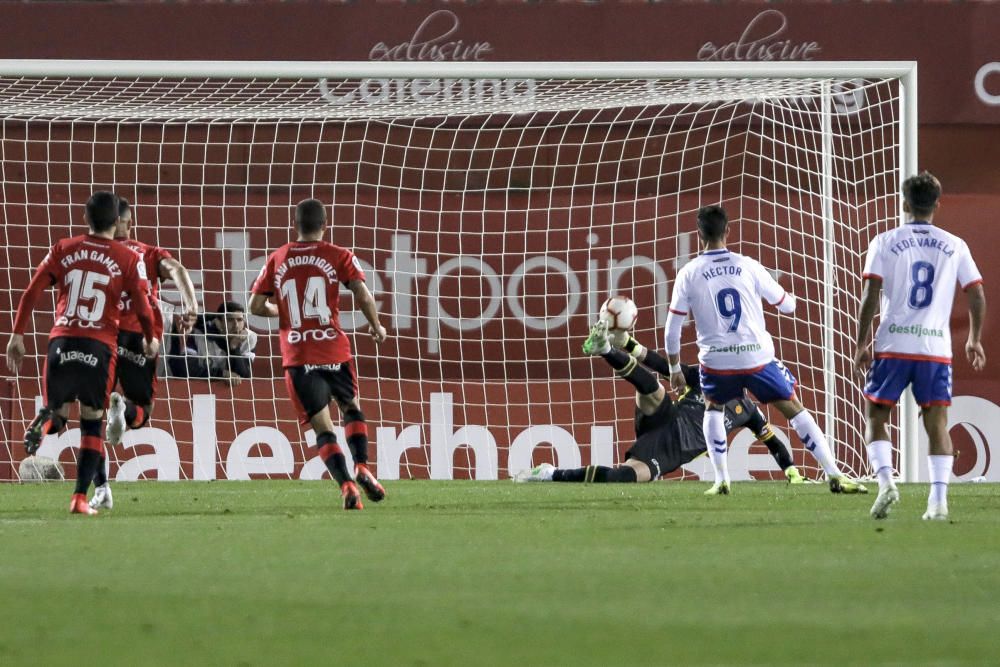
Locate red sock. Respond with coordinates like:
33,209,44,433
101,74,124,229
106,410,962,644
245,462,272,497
317,438,350,485
75,435,104,495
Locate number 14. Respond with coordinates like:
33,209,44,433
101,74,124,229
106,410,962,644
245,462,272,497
280,276,332,327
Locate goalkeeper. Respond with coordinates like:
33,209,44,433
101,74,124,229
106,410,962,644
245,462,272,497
516,320,805,484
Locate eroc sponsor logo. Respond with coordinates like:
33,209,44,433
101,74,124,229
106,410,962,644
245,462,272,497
975,62,1000,106
287,328,339,344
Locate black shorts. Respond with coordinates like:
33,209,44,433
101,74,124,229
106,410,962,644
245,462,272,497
284,361,358,425
116,330,158,406
625,422,698,480
44,337,116,411
724,397,759,432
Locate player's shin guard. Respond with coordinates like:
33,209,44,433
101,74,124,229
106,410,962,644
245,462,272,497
123,401,149,430
343,410,368,464
316,432,351,485
927,455,953,507
604,350,660,395
75,420,104,496
703,408,730,484
866,440,895,488
789,410,843,478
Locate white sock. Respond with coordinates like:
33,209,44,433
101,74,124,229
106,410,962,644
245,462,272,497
789,410,842,477
928,455,953,507
866,440,895,488
703,409,730,484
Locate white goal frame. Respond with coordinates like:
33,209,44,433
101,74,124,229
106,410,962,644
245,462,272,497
0,59,920,481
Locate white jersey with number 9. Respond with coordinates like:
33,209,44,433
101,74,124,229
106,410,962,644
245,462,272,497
667,249,790,371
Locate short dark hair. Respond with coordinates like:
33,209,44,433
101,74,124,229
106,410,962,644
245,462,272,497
696,205,729,242
85,191,119,232
902,171,941,219
118,197,131,218
217,301,245,315
295,199,327,235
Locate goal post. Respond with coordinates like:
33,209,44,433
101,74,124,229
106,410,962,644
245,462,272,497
0,60,919,482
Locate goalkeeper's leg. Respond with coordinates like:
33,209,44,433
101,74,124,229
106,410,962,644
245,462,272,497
742,404,806,484
608,329,675,377
583,321,663,406
518,459,649,483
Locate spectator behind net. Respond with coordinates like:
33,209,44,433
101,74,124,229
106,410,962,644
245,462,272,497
165,301,257,384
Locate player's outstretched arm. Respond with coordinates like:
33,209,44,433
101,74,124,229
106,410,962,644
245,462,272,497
160,257,199,318
853,277,882,377
965,283,987,371
248,293,279,319
8,257,57,372
348,279,388,343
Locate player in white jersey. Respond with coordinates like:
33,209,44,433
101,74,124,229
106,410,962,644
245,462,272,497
665,205,866,495
854,172,986,520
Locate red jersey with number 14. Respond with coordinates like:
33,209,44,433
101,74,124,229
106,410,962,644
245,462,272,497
117,238,172,337
12,234,155,350
251,241,366,367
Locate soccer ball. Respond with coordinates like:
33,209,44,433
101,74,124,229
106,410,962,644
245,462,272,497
599,296,638,331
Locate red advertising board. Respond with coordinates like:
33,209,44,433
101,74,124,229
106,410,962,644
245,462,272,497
0,3,997,124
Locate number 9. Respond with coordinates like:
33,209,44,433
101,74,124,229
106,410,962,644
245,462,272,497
716,288,742,332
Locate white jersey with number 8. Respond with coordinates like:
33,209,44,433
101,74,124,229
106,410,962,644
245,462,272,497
667,249,789,371
862,221,982,361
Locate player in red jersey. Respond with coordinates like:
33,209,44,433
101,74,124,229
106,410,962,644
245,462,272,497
249,199,388,510
87,196,200,510
5,191,159,514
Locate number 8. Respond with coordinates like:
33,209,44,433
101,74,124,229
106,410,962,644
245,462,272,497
908,261,935,309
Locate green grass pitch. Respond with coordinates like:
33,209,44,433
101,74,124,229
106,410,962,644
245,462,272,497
1,480,999,666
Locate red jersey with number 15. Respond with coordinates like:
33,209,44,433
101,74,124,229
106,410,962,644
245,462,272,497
12,234,155,350
251,241,366,367
116,238,173,337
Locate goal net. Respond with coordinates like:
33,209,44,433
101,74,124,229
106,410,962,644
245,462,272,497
0,62,915,483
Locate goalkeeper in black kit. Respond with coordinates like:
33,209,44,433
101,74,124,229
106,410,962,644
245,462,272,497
515,320,806,484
